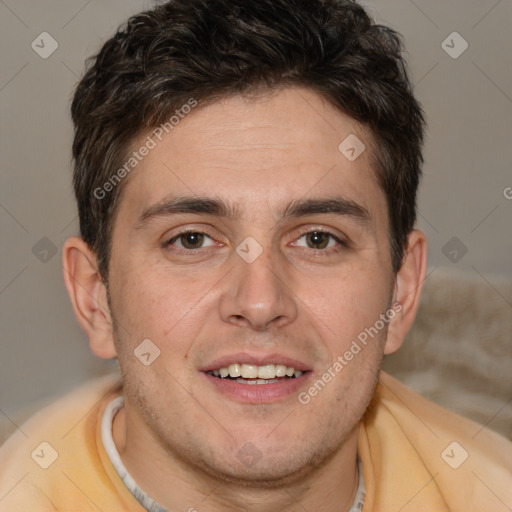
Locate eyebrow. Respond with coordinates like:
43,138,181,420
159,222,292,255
136,195,371,228
284,197,370,224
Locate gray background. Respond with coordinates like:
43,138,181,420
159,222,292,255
1,0,511,415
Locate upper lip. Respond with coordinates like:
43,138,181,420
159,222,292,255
199,352,311,372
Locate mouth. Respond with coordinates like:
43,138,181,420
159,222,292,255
206,363,304,385
201,357,311,403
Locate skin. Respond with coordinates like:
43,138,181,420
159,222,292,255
63,87,427,512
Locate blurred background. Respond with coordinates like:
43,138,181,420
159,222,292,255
1,0,511,438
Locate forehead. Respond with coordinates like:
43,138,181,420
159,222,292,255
116,87,386,226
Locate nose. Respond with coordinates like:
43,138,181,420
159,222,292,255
218,246,298,331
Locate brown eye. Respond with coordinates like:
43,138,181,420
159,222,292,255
305,231,331,249
168,232,214,250
180,232,204,249
289,229,348,254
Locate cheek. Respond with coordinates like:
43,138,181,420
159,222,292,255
110,264,215,347
301,264,392,347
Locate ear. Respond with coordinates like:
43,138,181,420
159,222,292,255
62,236,117,359
384,230,427,355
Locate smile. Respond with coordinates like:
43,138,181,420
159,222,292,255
207,363,304,382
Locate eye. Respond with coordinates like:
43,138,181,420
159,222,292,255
167,231,216,250
292,230,345,251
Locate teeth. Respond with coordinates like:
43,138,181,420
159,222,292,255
211,363,304,380
228,363,241,377
241,364,258,378
275,364,287,377
257,364,275,379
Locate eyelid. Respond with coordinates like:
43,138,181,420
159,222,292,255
167,228,214,241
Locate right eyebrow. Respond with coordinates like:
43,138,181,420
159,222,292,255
136,195,242,228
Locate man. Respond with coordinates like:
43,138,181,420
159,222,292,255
1,0,511,510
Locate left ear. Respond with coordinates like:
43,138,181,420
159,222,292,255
384,229,427,355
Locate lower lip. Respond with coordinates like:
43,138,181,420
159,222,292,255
203,372,311,404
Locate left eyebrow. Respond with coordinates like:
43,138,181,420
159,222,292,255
283,197,371,225
135,194,371,228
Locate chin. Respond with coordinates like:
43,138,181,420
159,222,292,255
164,423,354,489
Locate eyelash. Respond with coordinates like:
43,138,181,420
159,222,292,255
164,228,349,255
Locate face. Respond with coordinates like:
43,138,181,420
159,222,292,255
106,87,396,484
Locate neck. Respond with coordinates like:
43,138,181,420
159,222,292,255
112,403,361,512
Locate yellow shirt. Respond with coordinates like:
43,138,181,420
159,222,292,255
0,372,511,511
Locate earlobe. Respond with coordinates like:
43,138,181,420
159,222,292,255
62,236,117,359
384,230,427,355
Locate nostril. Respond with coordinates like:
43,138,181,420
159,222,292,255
229,314,247,327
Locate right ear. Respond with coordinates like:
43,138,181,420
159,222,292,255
62,236,117,359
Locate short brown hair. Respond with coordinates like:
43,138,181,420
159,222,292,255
71,0,425,279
